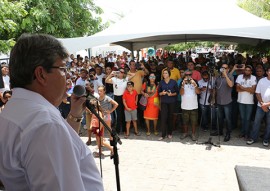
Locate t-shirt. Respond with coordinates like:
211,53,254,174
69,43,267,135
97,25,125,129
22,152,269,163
75,77,86,87
111,77,129,96
122,89,138,110
198,78,215,105
181,83,198,110
255,77,270,107
99,95,112,114
236,74,257,104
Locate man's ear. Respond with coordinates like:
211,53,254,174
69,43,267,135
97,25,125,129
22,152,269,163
34,66,47,85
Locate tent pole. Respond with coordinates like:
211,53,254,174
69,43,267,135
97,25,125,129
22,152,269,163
130,43,134,59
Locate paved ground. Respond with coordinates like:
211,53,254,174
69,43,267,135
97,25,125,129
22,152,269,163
80,127,270,191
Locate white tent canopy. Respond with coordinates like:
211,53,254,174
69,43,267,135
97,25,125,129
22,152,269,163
59,0,270,53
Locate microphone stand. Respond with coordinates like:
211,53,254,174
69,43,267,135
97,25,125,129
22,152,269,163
85,100,122,191
196,69,220,149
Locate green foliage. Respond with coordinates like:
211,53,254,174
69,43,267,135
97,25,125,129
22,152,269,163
237,0,270,54
0,0,105,53
164,42,216,52
0,0,27,53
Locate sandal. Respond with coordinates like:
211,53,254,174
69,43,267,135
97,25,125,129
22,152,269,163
93,152,104,158
86,140,91,146
146,132,151,136
124,134,130,139
154,131,159,136
134,132,141,136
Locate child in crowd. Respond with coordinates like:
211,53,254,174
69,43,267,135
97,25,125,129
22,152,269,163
122,81,141,138
90,102,113,158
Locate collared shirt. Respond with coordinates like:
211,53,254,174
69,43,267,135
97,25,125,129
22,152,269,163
0,88,103,191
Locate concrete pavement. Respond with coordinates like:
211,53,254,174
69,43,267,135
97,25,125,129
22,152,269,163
81,128,270,191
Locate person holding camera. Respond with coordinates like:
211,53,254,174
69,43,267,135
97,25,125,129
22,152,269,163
180,70,201,141
158,69,179,140
105,68,135,134
214,63,234,142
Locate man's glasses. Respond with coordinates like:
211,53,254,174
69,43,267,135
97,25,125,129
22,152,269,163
50,66,67,76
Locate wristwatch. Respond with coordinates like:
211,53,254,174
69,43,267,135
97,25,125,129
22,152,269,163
68,113,83,122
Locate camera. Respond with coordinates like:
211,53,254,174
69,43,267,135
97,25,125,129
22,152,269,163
220,68,225,73
237,64,243,69
206,56,216,74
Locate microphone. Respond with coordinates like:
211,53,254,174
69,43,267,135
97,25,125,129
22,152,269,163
73,85,86,97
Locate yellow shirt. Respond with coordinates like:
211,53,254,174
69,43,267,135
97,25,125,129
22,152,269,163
128,70,144,94
162,67,181,81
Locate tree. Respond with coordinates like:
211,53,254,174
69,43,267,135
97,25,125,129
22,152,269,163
0,0,27,53
0,0,105,53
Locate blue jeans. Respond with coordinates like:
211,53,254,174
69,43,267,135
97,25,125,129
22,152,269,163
217,102,232,134
199,104,216,130
238,103,253,136
250,106,270,142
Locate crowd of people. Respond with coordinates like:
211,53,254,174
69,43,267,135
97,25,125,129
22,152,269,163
1,33,270,190
1,44,270,146
53,50,270,146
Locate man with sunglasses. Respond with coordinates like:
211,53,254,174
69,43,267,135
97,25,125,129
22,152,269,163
214,63,234,142
0,34,103,191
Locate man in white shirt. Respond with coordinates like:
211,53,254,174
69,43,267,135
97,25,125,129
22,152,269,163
236,65,256,139
0,64,10,94
247,66,270,147
0,34,104,191
180,70,201,141
75,68,88,87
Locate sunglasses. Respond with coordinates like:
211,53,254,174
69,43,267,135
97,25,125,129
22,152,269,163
185,74,192,76
149,76,156,79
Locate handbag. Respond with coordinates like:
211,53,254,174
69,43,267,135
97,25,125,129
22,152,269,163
139,95,148,111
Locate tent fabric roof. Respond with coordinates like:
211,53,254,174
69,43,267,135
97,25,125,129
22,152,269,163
59,0,270,53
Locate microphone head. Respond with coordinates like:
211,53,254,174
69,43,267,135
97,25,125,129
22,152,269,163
73,85,86,97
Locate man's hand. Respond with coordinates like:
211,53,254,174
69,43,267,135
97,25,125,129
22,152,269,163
70,94,86,117
261,102,269,112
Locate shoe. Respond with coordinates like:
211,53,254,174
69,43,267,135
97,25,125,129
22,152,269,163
263,140,269,147
134,132,141,136
191,134,197,141
224,134,230,142
180,133,188,140
247,139,255,145
158,137,164,141
168,135,172,139
210,131,223,136
154,131,159,136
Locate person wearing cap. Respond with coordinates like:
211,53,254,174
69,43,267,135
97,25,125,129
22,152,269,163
180,69,201,141
122,81,141,138
235,65,256,140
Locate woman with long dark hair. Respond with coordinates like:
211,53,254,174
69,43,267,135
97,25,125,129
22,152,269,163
141,73,159,136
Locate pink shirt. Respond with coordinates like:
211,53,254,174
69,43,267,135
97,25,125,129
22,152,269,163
192,70,201,81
